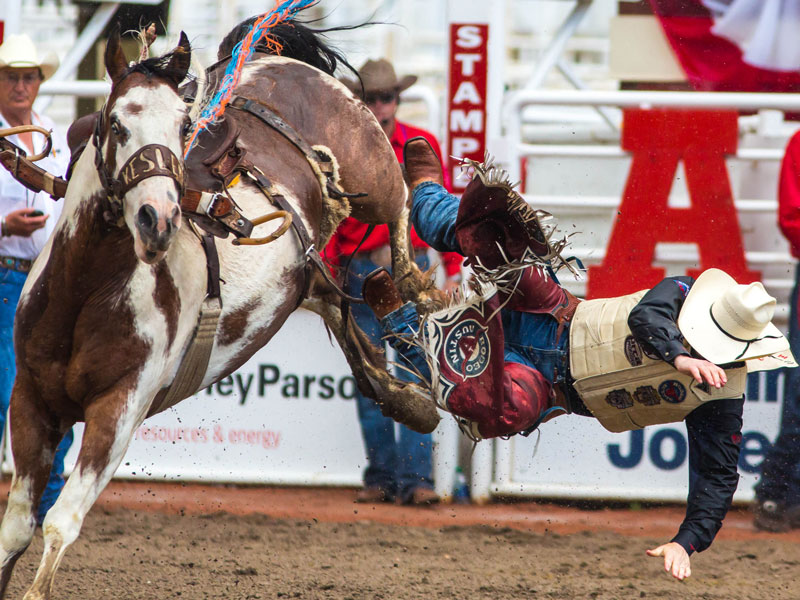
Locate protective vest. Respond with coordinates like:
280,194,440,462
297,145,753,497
569,290,747,433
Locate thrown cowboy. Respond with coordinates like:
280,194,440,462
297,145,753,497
361,137,797,581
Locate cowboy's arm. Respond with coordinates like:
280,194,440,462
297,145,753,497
628,276,695,364
778,131,800,254
672,397,744,556
628,277,727,386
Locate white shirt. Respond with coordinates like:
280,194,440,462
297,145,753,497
0,111,69,260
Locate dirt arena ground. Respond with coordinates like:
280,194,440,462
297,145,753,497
2,482,799,599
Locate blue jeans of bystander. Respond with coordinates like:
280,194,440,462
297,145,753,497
344,253,433,502
755,263,800,504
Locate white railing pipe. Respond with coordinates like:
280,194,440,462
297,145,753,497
39,80,111,98
517,142,785,161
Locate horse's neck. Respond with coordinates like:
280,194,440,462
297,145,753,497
55,143,135,282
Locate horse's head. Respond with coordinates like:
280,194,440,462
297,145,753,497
95,31,191,264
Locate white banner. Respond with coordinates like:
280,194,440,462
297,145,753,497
497,370,783,503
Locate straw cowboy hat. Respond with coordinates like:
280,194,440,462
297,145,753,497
0,34,59,80
678,268,790,364
343,58,417,95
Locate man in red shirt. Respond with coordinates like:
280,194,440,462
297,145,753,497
753,130,800,531
326,59,461,505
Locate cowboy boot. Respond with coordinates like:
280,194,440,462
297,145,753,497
363,268,403,319
403,137,444,190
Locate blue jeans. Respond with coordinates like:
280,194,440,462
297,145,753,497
411,181,461,255
344,252,433,501
0,267,74,523
411,182,570,383
501,310,569,386
755,263,800,503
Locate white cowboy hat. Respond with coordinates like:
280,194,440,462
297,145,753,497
0,34,59,80
678,268,790,364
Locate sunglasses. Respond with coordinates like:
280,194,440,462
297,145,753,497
364,91,398,105
0,71,42,86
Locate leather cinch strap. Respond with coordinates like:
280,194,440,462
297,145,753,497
156,233,222,412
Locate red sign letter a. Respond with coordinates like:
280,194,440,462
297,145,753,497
587,109,760,298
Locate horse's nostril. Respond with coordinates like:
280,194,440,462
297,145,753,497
166,205,180,234
137,204,158,233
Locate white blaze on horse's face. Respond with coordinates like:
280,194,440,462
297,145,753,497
107,82,187,264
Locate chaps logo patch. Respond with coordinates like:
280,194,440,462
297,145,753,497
658,380,687,404
443,319,490,378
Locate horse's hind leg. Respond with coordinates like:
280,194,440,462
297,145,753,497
0,376,64,599
23,389,142,600
388,205,414,288
388,206,445,309
303,296,439,434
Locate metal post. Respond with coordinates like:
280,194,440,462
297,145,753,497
470,439,494,504
432,414,460,502
523,0,594,90
0,0,23,37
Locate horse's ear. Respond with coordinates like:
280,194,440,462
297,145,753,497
166,32,191,87
104,28,128,84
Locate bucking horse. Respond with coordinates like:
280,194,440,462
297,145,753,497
0,15,439,599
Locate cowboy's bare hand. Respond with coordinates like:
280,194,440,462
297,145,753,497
673,354,727,388
646,542,691,581
4,208,48,237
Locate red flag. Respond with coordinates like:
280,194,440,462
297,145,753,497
649,0,800,92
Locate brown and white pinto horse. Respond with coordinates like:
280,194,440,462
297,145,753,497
0,26,436,599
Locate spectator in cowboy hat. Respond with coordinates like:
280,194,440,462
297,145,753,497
0,32,72,525
324,59,461,506
344,58,418,136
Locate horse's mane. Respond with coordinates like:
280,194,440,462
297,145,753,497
217,17,362,78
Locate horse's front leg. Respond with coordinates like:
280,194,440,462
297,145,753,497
0,373,67,599
23,384,149,600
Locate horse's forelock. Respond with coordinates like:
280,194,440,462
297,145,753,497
121,52,192,89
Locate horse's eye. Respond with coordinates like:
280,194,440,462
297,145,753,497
110,120,121,136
